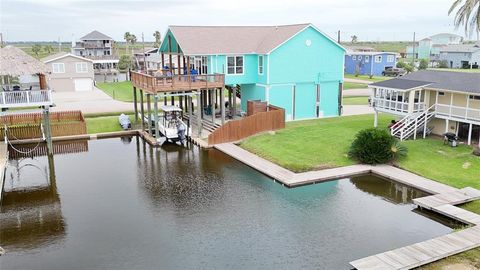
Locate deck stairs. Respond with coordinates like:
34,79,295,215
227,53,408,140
391,104,436,141
182,114,221,133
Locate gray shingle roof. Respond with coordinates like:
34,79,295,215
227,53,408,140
370,79,432,90
370,70,480,94
79,30,113,41
440,43,480,53
168,24,316,55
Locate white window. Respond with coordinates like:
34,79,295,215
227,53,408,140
52,63,65,73
374,56,382,63
387,55,395,62
469,95,480,100
365,55,370,62
76,62,88,73
258,55,264,75
227,56,244,75
352,55,357,60
358,55,362,60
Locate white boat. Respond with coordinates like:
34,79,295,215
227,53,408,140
144,105,191,144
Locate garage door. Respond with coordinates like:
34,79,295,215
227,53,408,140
74,78,93,92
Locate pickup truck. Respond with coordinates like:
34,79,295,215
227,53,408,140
382,68,407,77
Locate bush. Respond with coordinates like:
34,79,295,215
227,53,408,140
438,60,449,68
396,61,406,68
419,58,429,70
118,55,134,71
348,128,407,164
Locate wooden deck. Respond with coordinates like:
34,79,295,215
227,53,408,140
214,143,480,269
131,71,225,94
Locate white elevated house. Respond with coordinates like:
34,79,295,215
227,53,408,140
369,70,480,145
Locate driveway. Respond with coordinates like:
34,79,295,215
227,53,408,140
342,105,374,116
343,88,370,96
51,87,134,114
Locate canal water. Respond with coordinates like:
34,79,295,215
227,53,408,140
0,137,455,270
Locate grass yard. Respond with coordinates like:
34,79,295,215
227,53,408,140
96,81,136,102
343,96,369,105
85,113,137,134
343,82,368,90
344,74,389,82
240,113,480,268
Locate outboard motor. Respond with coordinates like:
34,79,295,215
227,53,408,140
443,132,458,147
177,122,186,143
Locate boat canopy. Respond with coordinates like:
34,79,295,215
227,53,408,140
161,105,182,112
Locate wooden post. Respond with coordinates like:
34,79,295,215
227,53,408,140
179,94,183,111
39,74,47,90
210,89,215,124
164,95,167,105
468,123,473,145
133,86,138,121
177,45,181,74
196,91,202,137
228,88,232,118
140,89,145,131
183,56,186,75
146,94,152,134
168,36,174,75
171,95,174,106
161,53,165,69
220,88,225,125
374,109,378,128
188,95,193,137
43,108,53,156
153,95,160,140
232,87,237,119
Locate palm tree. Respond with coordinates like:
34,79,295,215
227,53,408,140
153,31,161,48
449,0,480,36
124,32,131,54
351,35,358,43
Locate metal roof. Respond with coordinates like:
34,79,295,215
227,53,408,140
440,43,480,53
79,30,113,41
161,105,182,112
370,70,480,94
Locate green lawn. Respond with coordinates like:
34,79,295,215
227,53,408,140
240,113,480,267
343,82,368,90
343,96,369,105
344,74,389,82
86,114,137,134
96,81,136,102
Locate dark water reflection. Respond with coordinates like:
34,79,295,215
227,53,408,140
0,137,455,270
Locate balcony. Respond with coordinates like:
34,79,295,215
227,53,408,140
0,90,53,109
371,97,425,115
435,104,480,123
131,71,225,94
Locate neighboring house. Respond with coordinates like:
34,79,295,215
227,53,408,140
369,70,480,145
133,48,161,71
42,52,94,92
72,30,119,74
439,43,480,69
406,33,463,60
158,24,345,120
345,51,397,76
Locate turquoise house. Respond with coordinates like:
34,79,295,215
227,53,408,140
159,24,345,120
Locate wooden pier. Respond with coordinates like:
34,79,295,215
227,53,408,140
0,143,8,203
214,143,480,269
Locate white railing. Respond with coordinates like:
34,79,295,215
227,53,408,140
435,104,480,123
372,97,425,114
0,90,53,108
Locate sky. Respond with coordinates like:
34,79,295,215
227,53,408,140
0,0,472,42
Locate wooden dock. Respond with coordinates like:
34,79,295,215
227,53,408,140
214,143,480,269
0,142,8,203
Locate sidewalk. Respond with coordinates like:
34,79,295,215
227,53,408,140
344,77,372,84
343,88,370,96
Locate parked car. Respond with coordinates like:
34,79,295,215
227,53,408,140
382,68,407,77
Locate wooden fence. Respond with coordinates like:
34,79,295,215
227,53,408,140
0,111,87,141
9,140,89,159
208,105,285,145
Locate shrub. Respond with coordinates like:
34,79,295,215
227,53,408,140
348,128,407,164
396,61,406,68
118,55,134,71
438,60,449,68
419,58,429,70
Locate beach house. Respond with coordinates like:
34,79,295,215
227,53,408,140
157,24,345,120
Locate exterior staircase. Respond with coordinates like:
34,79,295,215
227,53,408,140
391,104,436,141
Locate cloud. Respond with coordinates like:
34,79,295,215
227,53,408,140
0,0,466,42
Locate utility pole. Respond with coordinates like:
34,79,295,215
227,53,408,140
0,33,4,48
58,37,61,52
411,32,416,64
142,32,146,72
337,30,341,43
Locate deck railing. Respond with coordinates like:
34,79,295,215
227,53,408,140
131,71,225,92
0,90,53,108
372,97,425,114
208,105,285,145
435,104,480,123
